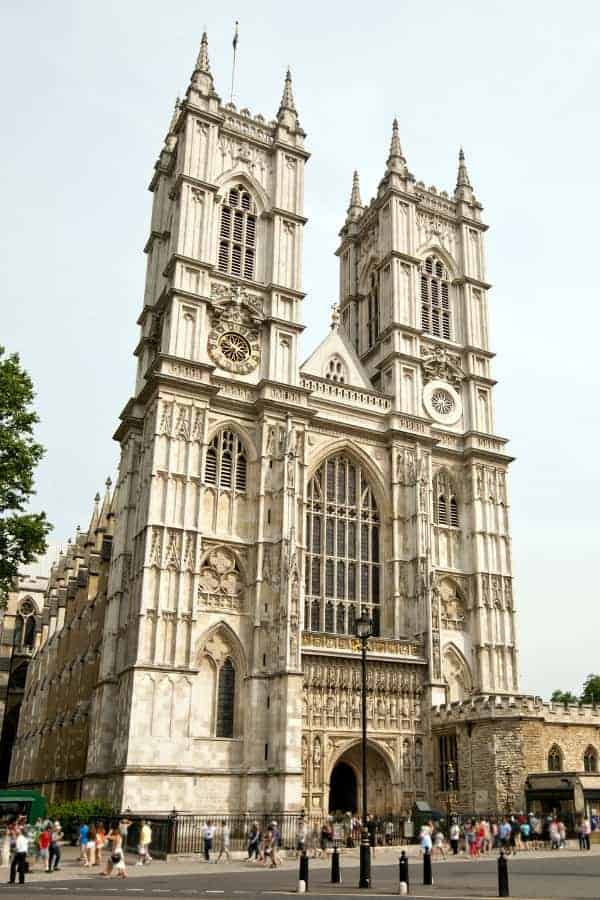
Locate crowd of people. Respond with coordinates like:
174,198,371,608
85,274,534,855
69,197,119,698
419,813,596,857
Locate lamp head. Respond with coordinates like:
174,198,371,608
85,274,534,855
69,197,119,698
355,613,373,640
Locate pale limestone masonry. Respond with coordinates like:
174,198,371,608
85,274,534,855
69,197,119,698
8,31,569,816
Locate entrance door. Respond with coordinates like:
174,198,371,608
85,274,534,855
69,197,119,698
329,762,357,813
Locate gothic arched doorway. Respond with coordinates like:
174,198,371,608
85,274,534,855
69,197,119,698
329,761,357,813
328,741,394,816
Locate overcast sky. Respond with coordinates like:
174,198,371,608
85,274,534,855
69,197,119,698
2,0,599,699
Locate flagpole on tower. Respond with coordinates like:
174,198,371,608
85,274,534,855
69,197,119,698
230,21,239,104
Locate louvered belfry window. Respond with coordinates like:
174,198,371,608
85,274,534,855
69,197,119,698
204,429,247,492
421,256,451,339
216,657,235,738
304,454,381,636
218,186,257,280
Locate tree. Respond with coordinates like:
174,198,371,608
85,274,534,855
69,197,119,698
581,674,600,706
551,689,579,705
0,346,51,606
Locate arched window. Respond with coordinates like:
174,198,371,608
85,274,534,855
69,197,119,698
23,617,35,648
13,615,23,648
433,470,459,528
218,185,257,280
204,430,247,492
325,357,346,384
548,744,563,772
421,256,451,340
216,657,235,738
584,746,598,773
305,453,381,636
366,271,380,349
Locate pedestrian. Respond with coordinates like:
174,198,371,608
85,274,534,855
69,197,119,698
48,820,63,872
100,827,127,878
558,820,566,849
432,826,446,859
247,821,260,860
295,816,307,857
84,825,96,867
549,819,560,849
96,822,106,868
9,829,28,885
385,818,394,846
137,820,153,865
449,819,460,855
582,817,591,851
201,820,215,862
38,826,50,871
519,818,531,849
118,815,132,850
78,821,89,863
215,820,231,864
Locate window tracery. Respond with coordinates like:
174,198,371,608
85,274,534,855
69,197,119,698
421,255,451,340
304,454,381,636
198,546,244,612
216,657,236,738
218,185,257,280
325,357,346,384
433,470,459,527
584,745,598,773
366,270,380,349
548,744,563,772
204,429,247,492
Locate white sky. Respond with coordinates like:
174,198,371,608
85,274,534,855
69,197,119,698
2,0,599,699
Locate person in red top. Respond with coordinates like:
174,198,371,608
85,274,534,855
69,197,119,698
39,827,51,872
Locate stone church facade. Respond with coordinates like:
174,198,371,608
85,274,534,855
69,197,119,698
14,33,596,820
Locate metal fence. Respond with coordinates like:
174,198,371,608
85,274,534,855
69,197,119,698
116,812,408,857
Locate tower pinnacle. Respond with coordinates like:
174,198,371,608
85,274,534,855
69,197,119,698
196,31,211,75
386,118,407,174
347,170,363,222
454,147,474,201
277,68,299,128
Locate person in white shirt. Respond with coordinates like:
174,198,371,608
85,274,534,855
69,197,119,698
215,820,231,863
10,831,28,885
201,821,215,862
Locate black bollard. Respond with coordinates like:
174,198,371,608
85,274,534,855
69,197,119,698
331,845,341,883
299,849,309,891
498,850,509,897
399,850,410,892
423,847,433,886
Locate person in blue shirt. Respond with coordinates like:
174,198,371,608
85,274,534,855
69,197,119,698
79,823,89,863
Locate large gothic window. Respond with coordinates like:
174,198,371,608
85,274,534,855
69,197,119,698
204,430,247,492
216,657,236,738
421,256,451,340
218,185,257,280
304,454,381,636
433,470,459,527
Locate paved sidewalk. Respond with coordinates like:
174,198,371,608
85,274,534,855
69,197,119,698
10,841,600,885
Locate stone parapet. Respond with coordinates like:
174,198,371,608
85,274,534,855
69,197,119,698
432,693,600,726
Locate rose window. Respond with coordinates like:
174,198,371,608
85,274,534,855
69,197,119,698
218,332,251,363
431,389,455,416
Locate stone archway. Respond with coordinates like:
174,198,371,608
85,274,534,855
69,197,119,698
328,741,394,816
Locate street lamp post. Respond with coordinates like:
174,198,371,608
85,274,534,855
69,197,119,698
446,761,456,826
356,612,373,890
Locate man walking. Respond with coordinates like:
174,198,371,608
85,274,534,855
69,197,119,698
137,820,153,865
48,821,63,872
201,820,215,862
9,829,28,885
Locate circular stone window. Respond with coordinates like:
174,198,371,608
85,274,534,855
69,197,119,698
423,379,462,425
218,331,251,364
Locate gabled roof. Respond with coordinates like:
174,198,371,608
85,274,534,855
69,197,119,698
300,320,373,390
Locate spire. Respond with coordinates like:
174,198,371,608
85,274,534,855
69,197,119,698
386,118,407,174
277,68,299,128
196,31,211,75
347,170,363,222
189,31,216,97
279,67,296,113
454,147,474,201
456,147,471,188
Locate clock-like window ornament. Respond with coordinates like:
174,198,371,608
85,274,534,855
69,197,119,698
207,320,260,374
423,378,462,425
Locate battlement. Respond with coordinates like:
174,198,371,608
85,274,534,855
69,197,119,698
431,693,600,725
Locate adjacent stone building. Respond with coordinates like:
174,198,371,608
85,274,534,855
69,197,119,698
9,31,598,822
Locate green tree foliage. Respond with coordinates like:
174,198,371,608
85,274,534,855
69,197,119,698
0,346,51,605
551,689,579,705
581,674,600,705
46,799,117,842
